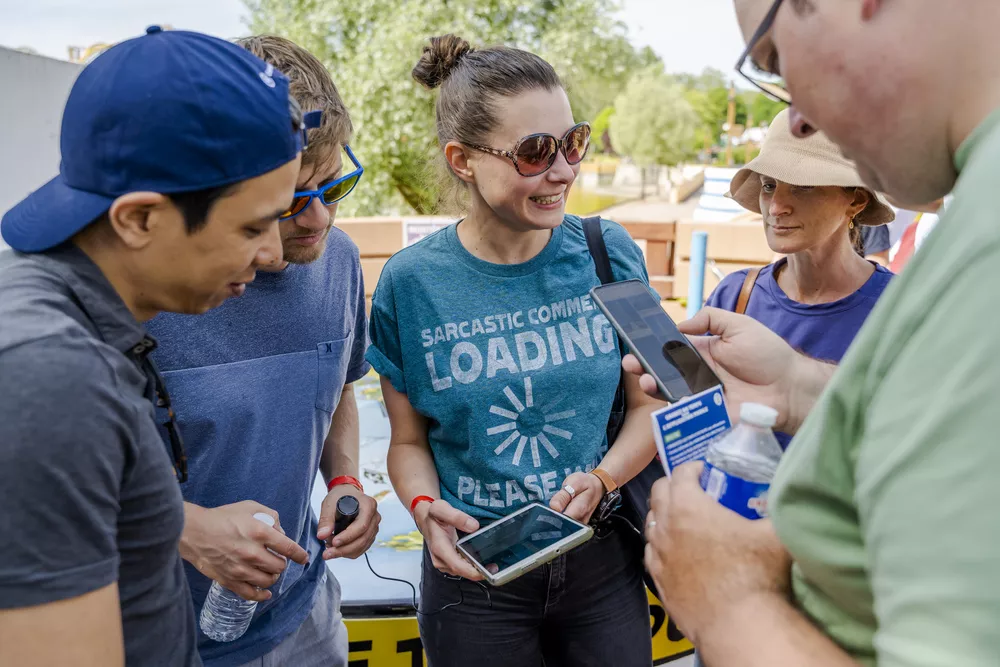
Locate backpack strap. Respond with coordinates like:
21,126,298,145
582,216,615,285
582,216,627,445
583,216,663,590
734,267,762,315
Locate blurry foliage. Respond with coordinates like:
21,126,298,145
247,0,661,215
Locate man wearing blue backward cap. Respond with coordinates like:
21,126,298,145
0,26,306,667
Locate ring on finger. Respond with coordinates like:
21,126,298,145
564,485,577,499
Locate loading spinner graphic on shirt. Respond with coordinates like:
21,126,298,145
486,376,575,467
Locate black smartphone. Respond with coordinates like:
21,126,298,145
590,280,722,402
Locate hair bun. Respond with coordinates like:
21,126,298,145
412,34,473,89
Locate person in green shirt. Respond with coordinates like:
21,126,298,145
631,1,1000,666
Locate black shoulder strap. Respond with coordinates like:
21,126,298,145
582,216,615,285
583,215,628,452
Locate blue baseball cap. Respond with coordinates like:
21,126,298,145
1,26,304,253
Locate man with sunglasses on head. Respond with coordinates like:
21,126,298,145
636,1,1000,666
146,35,377,667
0,26,306,667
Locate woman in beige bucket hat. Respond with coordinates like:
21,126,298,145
729,108,895,252
703,108,895,448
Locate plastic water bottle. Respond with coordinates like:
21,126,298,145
700,403,783,520
200,512,276,642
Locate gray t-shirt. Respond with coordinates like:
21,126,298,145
0,246,200,666
861,224,891,255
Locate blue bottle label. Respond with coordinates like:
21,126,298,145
699,463,769,520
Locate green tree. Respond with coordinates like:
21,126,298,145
745,91,784,127
245,0,658,215
682,83,789,153
675,66,727,92
591,106,616,153
683,84,745,147
609,66,699,168
683,88,715,150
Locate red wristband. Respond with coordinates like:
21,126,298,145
409,495,435,514
327,475,363,493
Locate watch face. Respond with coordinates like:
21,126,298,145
592,489,623,525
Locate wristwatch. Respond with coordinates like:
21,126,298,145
589,468,622,526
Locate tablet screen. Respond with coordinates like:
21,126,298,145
459,505,588,574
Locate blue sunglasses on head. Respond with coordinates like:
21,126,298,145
280,145,364,221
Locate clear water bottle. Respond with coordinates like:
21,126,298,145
700,403,783,520
200,512,277,642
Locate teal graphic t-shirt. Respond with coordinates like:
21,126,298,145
366,215,650,520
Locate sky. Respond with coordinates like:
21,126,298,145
0,0,747,77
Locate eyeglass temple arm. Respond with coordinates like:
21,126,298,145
468,144,517,161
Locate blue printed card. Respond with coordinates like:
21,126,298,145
651,385,731,476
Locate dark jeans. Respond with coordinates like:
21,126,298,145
418,524,653,667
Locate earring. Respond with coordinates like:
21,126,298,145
849,218,855,230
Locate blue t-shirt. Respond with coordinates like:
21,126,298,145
366,216,649,520
706,258,893,448
147,227,369,667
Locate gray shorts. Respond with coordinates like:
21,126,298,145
235,571,348,667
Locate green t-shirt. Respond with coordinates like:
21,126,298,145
771,107,1000,667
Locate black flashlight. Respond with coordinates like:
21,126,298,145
333,495,360,537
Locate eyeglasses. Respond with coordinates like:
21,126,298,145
133,342,188,483
153,370,188,483
466,122,591,177
280,145,364,221
735,0,791,104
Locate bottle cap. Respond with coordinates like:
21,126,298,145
739,403,778,428
252,512,276,528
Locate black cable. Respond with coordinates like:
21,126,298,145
363,552,492,616
608,513,643,539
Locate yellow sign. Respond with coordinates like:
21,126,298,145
647,589,696,665
344,590,693,666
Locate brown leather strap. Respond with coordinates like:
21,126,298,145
734,267,762,315
590,468,618,494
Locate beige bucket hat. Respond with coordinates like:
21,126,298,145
729,109,895,226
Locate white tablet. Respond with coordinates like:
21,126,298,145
456,503,594,586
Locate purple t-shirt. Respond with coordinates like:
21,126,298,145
705,258,893,448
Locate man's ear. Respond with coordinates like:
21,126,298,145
444,141,477,185
106,192,172,250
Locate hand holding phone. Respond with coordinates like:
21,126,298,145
654,306,815,434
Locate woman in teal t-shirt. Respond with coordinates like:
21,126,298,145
366,34,662,667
